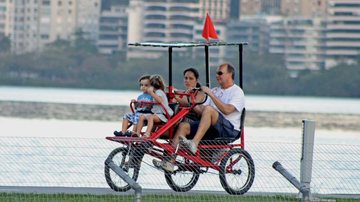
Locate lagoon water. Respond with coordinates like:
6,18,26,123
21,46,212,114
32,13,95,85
1,86,360,114
0,86,359,195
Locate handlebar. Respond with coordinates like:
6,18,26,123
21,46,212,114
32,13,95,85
129,88,207,118
130,100,172,119
174,87,208,107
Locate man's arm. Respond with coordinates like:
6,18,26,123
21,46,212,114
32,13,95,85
201,86,236,115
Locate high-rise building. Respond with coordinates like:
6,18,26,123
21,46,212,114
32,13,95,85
199,0,230,21
269,17,326,76
9,0,100,54
77,0,101,41
48,0,77,42
97,4,128,54
324,0,360,68
10,0,49,54
227,17,269,54
281,0,327,17
127,0,200,58
229,0,240,19
261,0,281,15
127,0,231,64
0,0,12,36
240,0,261,16
239,0,327,17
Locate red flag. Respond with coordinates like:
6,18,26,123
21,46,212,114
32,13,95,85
202,13,218,41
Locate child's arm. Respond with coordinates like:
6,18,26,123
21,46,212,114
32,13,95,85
147,87,163,103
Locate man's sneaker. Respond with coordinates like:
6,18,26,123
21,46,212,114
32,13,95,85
152,159,174,172
180,136,197,155
113,131,124,136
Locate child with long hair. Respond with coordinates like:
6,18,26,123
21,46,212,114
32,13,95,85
136,74,173,137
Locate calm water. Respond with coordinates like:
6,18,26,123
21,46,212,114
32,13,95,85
1,86,360,114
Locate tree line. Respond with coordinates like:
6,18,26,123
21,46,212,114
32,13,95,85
0,34,359,98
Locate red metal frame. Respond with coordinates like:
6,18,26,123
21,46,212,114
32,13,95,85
106,89,245,171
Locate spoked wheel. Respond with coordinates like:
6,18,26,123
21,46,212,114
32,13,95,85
165,155,200,192
104,147,141,192
219,148,255,195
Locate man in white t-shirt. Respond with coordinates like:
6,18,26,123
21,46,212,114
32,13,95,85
153,63,245,172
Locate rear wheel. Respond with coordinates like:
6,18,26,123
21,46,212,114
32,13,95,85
219,148,255,195
104,147,141,192
165,155,200,192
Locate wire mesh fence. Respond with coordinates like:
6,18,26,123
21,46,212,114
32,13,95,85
0,136,359,202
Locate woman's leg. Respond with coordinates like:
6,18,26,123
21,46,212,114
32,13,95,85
172,122,191,148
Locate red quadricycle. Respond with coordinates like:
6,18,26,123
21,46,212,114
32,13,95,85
104,42,255,195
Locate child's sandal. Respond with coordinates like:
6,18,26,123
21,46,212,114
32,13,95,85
124,131,133,137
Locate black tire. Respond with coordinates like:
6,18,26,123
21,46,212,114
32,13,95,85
104,147,141,192
219,148,255,195
164,156,200,192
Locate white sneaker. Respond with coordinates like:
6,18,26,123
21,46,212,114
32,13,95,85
179,136,197,155
152,159,174,172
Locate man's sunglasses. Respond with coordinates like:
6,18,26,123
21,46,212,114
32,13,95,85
216,71,225,76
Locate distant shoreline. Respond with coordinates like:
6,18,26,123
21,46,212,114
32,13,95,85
1,101,359,131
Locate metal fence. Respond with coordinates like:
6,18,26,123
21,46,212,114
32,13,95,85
1,134,359,202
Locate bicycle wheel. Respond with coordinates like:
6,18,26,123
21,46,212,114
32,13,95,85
219,148,255,195
104,147,141,192
165,155,200,192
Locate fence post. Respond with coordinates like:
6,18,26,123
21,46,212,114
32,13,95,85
300,120,316,201
273,120,316,202
105,158,142,202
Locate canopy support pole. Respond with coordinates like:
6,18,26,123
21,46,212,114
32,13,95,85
239,44,243,89
205,45,210,87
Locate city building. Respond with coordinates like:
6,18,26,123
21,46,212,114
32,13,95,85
127,0,231,63
76,0,101,41
240,0,261,16
261,0,281,15
324,0,360,68
8,0,100,54
269,17,326,76
199,0,230,21
10,0,50,54
281,0,327,17
240,0,327,17
227,17,269,55
0,0,12,36
97,4,128,54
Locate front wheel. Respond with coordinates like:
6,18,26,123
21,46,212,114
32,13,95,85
165,155,200,192
104,147,141,192
219,148,255,195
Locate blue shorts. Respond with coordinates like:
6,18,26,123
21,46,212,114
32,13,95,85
123,111,151,124
189,113,239,140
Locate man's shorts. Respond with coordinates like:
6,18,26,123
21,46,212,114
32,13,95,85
189,113,239,140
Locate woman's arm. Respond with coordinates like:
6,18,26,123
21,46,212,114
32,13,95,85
174,91,189,106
